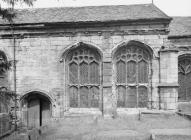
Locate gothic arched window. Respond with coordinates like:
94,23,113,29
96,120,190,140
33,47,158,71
114,44,151,108
0,51,9,113
0,51,8,78
66,44,101,108
178,56,191,101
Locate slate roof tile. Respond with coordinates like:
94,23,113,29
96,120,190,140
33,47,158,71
169,17,191,37
1,4,190,37
0,4,171,25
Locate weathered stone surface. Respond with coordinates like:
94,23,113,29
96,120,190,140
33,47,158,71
0,15,180,121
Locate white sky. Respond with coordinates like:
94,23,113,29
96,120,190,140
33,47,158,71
2,0,191,16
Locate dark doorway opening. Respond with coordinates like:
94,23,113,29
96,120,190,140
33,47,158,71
21,92,51,128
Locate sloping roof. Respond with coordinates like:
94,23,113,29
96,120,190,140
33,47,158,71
0,4,171,25
169,17,191,37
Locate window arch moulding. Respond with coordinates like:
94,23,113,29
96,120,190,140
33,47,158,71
113,40,153,108
62,42,103,109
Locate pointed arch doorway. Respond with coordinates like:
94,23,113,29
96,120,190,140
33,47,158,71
21,91,52,128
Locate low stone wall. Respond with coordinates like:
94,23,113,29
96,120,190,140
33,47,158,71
0,113,13,138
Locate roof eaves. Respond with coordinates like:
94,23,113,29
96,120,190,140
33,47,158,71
168,35,191,39
0,17,172,27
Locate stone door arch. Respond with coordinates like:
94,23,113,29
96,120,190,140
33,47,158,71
114,42,152,108
21,91,52,128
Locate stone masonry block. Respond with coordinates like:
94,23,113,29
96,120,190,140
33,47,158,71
103,69,112,76
103,62,112,69
103,76,112,83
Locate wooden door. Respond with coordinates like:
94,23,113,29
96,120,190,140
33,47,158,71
28,99,40,128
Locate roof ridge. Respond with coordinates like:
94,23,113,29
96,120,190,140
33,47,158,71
15,3,153,11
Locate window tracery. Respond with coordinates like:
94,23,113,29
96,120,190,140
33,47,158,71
114,45,151,108
66,45,101,108
178,57,191,101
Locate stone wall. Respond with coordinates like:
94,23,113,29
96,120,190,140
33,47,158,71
0,22,177,117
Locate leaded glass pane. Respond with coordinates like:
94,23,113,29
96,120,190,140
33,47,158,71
138,60,148,83
80,86,89,107
178,57,191,101
117,86,126,107
116,60,126,83
69,62,78,84
126,86,137,108
127,61,136,84
90,62,99,84
90,86,99,107
178,73,186,101
143,50,149,60
80,62,89,84
69,86,78,107
138,86,148,108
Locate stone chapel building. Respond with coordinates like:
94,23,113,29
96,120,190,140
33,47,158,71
0,4,191,128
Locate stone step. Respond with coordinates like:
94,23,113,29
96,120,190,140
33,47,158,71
150,129,191,140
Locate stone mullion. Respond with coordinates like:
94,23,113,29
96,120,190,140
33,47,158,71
136,54,139,108
99,62,102,110
185,71,189,101
87,54,91,108
148,59,151,108
77,59,80,108
125,53,128,107
184,74,186,101
137,49,142,108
